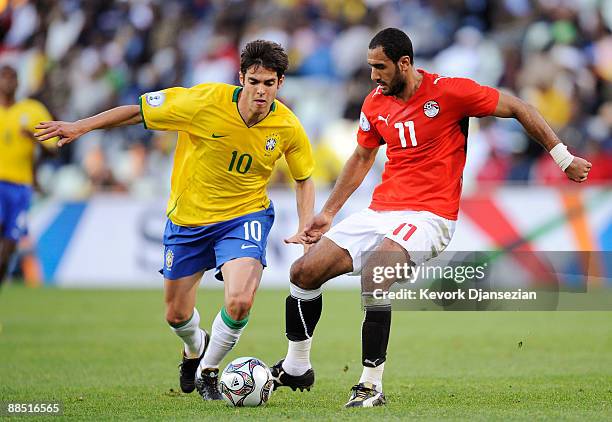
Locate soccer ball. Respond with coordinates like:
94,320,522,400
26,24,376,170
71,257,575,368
219,357,274,407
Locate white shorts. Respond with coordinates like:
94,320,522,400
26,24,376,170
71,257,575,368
324,208,456,274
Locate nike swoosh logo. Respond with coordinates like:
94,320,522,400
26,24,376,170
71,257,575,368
212,134,227,138
241,244,258,249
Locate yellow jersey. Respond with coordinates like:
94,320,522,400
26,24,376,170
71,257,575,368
0,99,53,186
140,83,315,226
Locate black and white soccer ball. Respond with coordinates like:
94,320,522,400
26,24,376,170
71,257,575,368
219,357,274,407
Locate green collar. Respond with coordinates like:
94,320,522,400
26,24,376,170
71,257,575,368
232,86,277,111
232,86,241,102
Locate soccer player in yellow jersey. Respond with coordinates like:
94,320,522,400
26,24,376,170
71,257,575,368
0,65,54,286
35,41,315,400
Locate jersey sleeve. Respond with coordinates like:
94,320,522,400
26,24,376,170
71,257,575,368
284,119,315,181
357,104,383,149
139,87,195,132
445,77,499,118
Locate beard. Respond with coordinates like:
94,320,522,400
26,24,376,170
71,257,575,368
382,66,406,96
385,76,406,96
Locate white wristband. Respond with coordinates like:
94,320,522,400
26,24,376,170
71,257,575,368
549,143,574,171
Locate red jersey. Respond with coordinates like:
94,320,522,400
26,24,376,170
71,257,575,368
358,70,499,220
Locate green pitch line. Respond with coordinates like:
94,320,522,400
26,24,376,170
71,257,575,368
1,287,610,420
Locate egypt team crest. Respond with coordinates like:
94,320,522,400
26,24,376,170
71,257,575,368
165,249,174,270
423,100,440,118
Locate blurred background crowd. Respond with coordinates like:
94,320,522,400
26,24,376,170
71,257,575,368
1,0,611,199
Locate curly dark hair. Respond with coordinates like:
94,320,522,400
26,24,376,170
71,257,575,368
240,40,289,79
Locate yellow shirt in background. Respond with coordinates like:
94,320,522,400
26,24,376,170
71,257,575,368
140,83,314,226
0,99,54,186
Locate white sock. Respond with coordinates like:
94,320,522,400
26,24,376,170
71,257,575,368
200,309,246,370
170,308,204,358
359,362,385,392
283,338,312,376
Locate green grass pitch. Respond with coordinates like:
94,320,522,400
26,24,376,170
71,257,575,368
1,286,611,420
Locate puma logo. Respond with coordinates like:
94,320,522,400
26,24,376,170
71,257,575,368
434,76,449,84
377,114,390,126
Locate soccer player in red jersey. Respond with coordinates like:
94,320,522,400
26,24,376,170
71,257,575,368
270,28,592,407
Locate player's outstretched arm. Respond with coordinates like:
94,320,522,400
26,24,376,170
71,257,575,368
35,105,142,147
492,92,591,183
284,177,315,251
304,145,378,242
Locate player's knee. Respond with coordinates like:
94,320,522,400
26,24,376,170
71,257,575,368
289,258,315,289
380,238,411,262
165,307,191,326
225,295,253,321
289,260,301,285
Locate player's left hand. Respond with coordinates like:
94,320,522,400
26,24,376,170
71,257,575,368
284,232,309,246
564,156,592,183
34,121,86,147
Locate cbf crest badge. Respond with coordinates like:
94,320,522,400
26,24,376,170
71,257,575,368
165,249,174,270
264,133,279,155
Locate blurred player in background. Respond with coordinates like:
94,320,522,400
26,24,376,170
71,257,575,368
35,41,315,400
274,28,592,407
0,64,54,287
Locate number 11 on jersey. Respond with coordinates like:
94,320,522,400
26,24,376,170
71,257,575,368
394,121,418,147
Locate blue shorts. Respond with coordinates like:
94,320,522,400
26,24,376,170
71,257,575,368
161,203,275,280
0,181,32,242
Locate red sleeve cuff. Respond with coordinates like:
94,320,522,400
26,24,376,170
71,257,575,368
357,136,384,149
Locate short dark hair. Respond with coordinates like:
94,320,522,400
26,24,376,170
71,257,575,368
369,28,414,64
240,40,289,79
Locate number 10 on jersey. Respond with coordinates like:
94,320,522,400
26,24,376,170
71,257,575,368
394,121,417,147
228,151,253,174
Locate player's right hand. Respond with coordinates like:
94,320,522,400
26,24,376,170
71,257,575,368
35,121,85,147
564,156,592,183
303,212,334,243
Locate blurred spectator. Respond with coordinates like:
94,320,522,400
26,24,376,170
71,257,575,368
0,0,610,199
